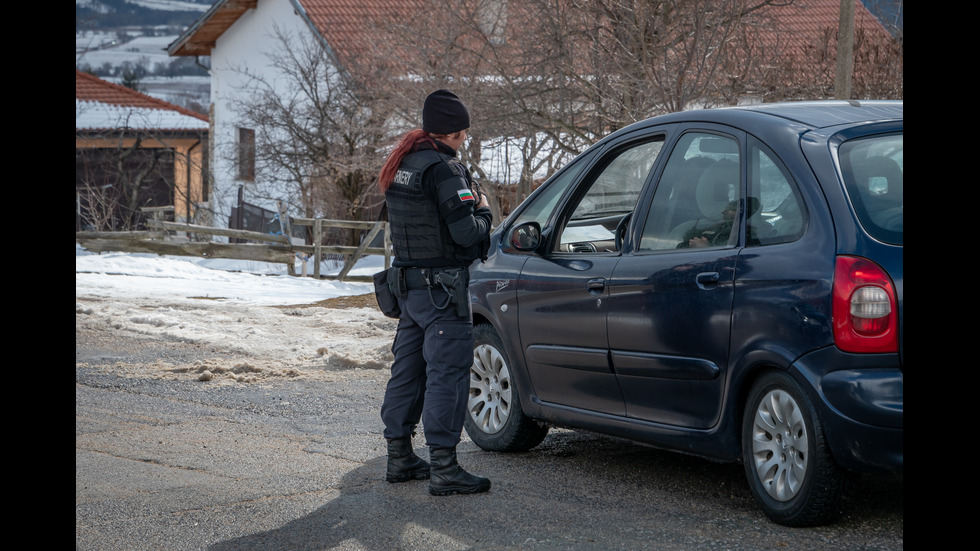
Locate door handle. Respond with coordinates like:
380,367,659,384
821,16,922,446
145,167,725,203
696,272,720,290
587,278,605,293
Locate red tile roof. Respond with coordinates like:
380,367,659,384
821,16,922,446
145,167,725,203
75,70,208,122
300,0,890,67
76,70,209,132
755,0,888,52
301,0,416,67
167,0,415,66
169,0,891,75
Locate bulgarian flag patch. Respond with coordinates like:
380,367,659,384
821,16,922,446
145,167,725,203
457,189,476,202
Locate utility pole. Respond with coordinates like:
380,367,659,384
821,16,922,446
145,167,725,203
835,0,855,99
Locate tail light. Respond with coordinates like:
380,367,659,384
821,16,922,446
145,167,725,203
832,256,899,353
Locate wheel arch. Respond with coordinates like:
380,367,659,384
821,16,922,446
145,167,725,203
734,358,845,526
467,318,551,452
727,344,806,459
469,312,541,419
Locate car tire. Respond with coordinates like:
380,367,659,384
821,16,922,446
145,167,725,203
465,323,549,452
741,370,843,527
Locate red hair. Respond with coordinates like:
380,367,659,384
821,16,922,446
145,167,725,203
378,129,441,192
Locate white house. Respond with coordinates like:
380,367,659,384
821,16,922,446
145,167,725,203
167,0,401,236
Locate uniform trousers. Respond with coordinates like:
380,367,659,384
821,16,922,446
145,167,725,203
380,286,473,449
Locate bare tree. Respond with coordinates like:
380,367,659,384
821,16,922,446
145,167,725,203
363,0,593,209
226,26,392,244
370,0,795,213
741,9,902,102
847,25,903,99
76,164,125,231
228,0,901,223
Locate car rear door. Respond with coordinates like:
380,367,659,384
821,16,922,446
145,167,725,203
606,129,742,429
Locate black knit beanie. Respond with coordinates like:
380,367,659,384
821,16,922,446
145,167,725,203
422,89,470,134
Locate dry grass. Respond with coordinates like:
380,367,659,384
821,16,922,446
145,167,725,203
282,292,379,310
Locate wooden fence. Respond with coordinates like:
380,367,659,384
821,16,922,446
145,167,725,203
75,206,391,282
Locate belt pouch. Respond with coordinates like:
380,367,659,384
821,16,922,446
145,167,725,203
372,268,402,318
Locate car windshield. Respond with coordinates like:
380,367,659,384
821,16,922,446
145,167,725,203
838,133,903,245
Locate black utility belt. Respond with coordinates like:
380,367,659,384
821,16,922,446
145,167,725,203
390,266,471,317
375,266,469,320
400,267,468,290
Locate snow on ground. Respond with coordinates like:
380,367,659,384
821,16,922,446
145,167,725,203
75,244,377,305
76,244,396,385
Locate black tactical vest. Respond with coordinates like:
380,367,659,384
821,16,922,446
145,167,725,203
386,149,463,265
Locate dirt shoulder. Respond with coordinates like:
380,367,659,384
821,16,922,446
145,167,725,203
286,292,380,310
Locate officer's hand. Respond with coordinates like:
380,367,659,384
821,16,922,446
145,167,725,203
477,194,489,208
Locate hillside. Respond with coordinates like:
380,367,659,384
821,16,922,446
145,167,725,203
76,0,211,32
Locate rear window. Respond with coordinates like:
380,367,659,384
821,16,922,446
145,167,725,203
838,134,903,245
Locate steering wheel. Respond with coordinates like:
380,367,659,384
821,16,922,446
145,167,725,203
614,213,632,251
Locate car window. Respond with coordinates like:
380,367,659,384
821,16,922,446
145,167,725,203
838,133,903,245
509,151,592,230
638,133,740,251
746,138,807,246
555,138,664,253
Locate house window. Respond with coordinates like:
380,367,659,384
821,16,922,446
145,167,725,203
238,127,255,181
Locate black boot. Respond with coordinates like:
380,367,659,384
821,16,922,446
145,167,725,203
385,438,430,483
428,447,491,496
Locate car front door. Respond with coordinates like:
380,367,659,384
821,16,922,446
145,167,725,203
606,130,742,429
517,136,666,415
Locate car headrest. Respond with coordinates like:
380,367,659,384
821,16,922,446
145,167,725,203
696,159,738,218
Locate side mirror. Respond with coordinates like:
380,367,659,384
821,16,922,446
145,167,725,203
509,221,541,251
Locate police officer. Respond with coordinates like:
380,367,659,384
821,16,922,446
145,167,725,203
376,90,493,495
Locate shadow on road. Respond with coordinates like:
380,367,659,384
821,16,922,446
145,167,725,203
207,431,903,550
207,451,502,551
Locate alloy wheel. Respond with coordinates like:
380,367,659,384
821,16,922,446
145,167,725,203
468,343,513,435
749,389,809,501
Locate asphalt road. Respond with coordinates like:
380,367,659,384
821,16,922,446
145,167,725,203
76,329,903,551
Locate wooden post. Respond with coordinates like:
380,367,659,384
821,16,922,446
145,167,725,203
275,201,296,276
313,218,323,279
835,0,855,100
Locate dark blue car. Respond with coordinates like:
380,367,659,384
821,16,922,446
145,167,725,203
464,100,902,526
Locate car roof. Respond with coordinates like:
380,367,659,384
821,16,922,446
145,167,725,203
718,100,903,128
610,100,903,140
